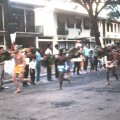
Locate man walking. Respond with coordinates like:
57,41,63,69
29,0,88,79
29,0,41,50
54,44,59,79
35,48,42,83
45,43,53,81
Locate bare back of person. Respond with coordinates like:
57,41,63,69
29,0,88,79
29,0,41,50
57,54,67,65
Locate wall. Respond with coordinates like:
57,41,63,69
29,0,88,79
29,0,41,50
35,8,56,36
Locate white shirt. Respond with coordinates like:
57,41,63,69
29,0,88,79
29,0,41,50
25,58,30,65
29,61,36,69
54,48,59,58
75,43,82,48
45,48,52,55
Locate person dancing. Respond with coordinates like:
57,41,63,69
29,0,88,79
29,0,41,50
12,46,30,93
105,46,118,85
56,49,71,90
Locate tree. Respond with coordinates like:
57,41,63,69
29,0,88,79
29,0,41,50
70,0,120,47
106,4,120,20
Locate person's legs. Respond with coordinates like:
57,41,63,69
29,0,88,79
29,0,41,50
84,56,88,71
47,66,52,81
23,65,29,86
94,58,98,71
36,65,40,82
90,62,93,73
58,72,64,90
112,67,118,80
30,69,35,85
0,64,4,90
12,73,21,93
76,62,80,74
55,60,59,78
80,61,84,74
106,67,110,85
73,62,77,74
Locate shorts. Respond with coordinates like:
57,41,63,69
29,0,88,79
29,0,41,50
14,64,25,74
57,65,65,72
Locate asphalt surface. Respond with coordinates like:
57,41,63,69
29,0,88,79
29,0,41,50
0,67,120,120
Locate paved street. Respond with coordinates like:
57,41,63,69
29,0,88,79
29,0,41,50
0,67,120,120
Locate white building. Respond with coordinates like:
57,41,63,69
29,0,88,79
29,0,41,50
34,1,120,53
1,0,119,51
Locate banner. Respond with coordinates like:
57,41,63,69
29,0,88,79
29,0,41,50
10,33,16,51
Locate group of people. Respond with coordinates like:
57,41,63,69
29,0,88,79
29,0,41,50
72,41,102,75
55,41,120,86
0,41,120,93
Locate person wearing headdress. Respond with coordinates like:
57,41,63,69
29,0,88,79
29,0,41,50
104,44,118,85
56,49,71,90
12,45,30,93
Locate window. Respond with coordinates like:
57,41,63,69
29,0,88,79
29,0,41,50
26,10,35,32
8,7,25,32
0,5,3,30
114,24,116,32
103,39,105,45
83,18,91,30
118,24,120,33
102,21,105,37
111,23,113,32
67,16,75,28
57,14,67,35
0,36,4,45
107,23,109,32
76,19,82,29
109,39,111,44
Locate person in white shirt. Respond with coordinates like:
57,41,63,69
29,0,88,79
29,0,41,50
29,57,36,85
45,43,53,81
54,44,59,79
83,44,90,72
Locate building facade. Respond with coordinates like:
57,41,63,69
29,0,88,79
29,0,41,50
0,0,41,49
0,0,120,52
34,1,120,53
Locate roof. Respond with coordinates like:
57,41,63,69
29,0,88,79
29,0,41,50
9,1,45,9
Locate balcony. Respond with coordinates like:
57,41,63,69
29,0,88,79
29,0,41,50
106,32,120,39
67,28,80,39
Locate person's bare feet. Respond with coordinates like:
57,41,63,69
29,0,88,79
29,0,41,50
57,88,62,90
14,89,21,94
68,79,71,84
106,82,110,85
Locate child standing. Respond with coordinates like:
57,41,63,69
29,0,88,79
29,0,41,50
29,58,36,85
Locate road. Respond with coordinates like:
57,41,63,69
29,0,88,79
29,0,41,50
0,68,120,120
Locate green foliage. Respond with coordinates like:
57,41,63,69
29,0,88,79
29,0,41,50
0,51,11,62
105,5,120,20
42,54,55,67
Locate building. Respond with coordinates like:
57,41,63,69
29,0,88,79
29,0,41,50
34,1,120,53
0,0,120,52
0,0,43,49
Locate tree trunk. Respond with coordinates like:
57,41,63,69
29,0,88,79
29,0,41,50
90,15,101,47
